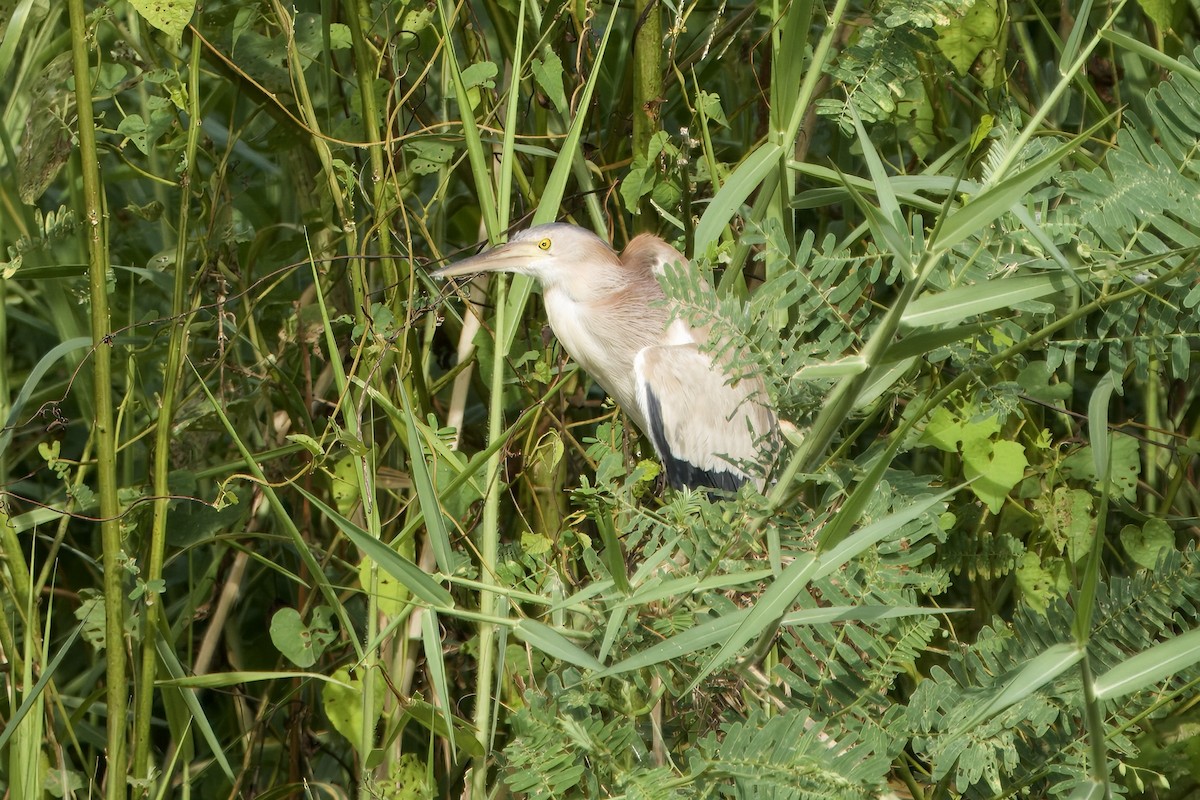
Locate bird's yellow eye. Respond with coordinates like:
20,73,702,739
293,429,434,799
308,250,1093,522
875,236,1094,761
537,237,552,251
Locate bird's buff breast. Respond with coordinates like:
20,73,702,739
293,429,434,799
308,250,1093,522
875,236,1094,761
542,287,638,410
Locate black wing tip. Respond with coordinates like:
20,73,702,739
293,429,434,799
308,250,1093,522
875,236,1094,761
665,460,747,493
644,380,753,495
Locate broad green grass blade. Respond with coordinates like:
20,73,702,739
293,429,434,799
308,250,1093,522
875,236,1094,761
0,0,42,81
615,568,775,608
849,108,910,273
882,322,996,361
682,488,958,691
293,485,455,609
901,273,1074,329
400,699,485,758
550,579,617,614
686,554,820,692
514,620,605,672
780,605,966,626
598,604,630,666
1093,620,1200,699
1102,30,1200,81
154,633,237,781
815,488,957,577
695,142,784,254
421,609,458,756
437,0,498,240
956,642,1084,733
192,363,363,658
1088,372,1118,483
0,622,79,752
795,356,868,380
601,609,752,676
495,0,526,228
932,122,1106,252
855,357,918,408
159,671,355,688
1075,374,1118,644
397,382,454,574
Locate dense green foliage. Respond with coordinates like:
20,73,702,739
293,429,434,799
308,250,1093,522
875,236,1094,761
2,0,1200,798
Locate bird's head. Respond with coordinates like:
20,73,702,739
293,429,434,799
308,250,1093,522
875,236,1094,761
433,223,622,296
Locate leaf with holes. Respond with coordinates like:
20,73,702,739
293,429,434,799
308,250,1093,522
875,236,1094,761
128,0,195,39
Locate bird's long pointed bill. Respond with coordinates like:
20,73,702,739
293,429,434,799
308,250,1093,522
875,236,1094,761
432,240,540,278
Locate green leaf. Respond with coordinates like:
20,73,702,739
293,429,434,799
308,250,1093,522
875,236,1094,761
397,383,455,575
399,3,434,32
1035,487,1095,563
359,556,411,618
531,51,566,115
461,61,497,89
269,606,335,668
1015,551,1068,613
1017,361,1072,403
697,91,729,127
1135,0,1181,31
1061,433,1140,501
116,112,171,157
919,406,1001,454
528,430,565,485
1119,519,1173,569
936,0,1003,84
406,139,455,175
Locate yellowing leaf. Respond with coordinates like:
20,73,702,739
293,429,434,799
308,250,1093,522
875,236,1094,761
936,0,1003,84
359,556,411,618
919,406,963,452
128,0,195,40
1034,487,1094,563
1015,552,1067,614
963,439,1028,513
1135,0,1181,31
323,666,384,756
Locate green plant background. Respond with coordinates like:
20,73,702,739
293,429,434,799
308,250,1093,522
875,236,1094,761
1,0,1199,797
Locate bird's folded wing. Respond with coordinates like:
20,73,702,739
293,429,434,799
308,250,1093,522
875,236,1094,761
633,342,774,491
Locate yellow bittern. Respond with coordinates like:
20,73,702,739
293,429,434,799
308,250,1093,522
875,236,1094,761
436,223,777,491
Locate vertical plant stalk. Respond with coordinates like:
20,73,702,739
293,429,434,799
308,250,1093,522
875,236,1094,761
132,33,204,779
344,0,397,296
343,4,407,783
66,1,127,796
470,273,509,798
632,0,661,222
269,0,365,320
0,281,7,483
